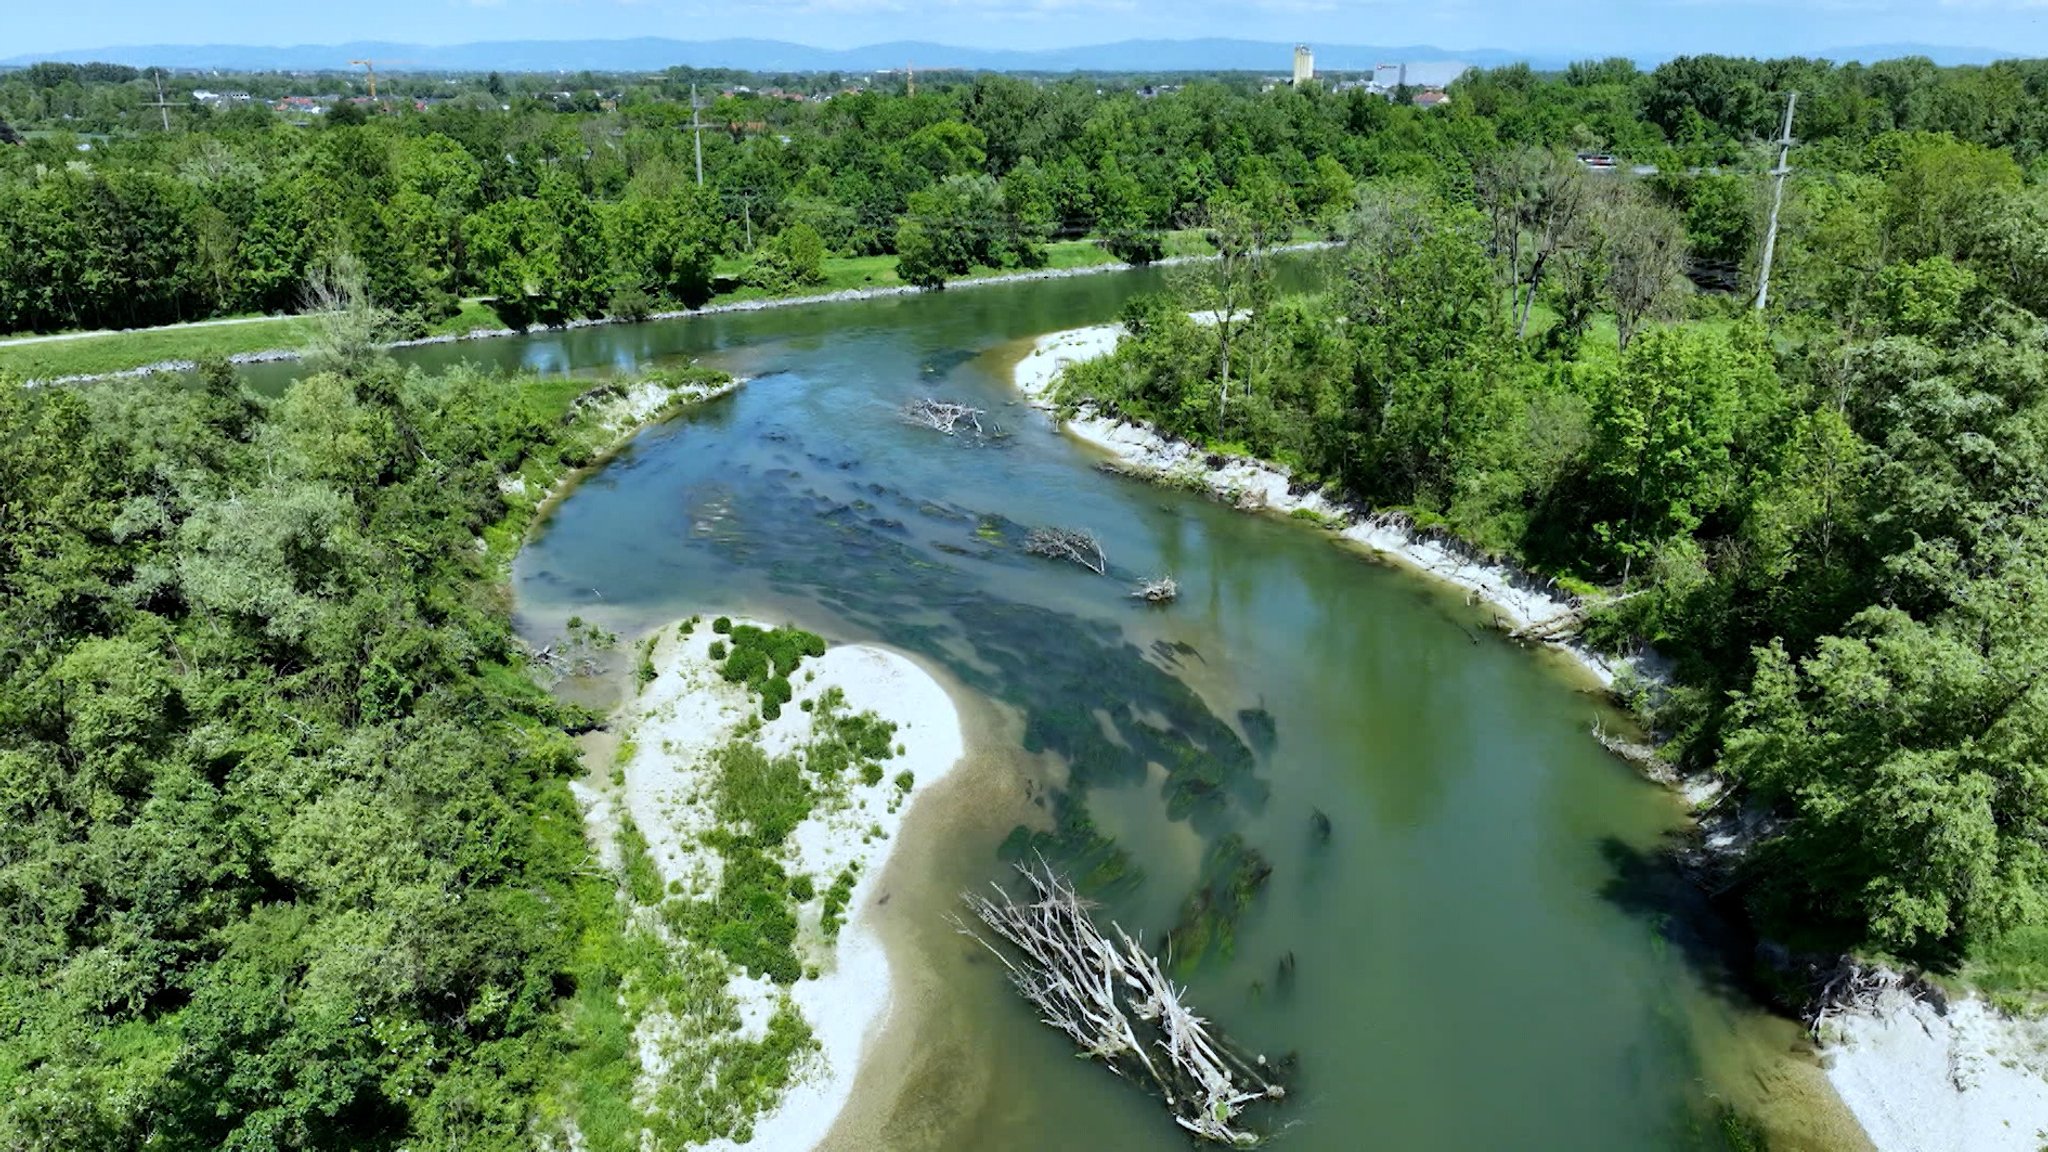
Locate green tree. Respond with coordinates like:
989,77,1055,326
1093,157,1160,265
1587,324,1769,580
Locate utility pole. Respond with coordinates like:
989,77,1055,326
691,83,704,186
142,70,177,131
1756,90,1798,314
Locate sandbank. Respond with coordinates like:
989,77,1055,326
603,618,966,1151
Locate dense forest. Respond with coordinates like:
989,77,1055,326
6,45,2048,1148
1056,90,2048,974
0,291,756,1146
5,54,2048,335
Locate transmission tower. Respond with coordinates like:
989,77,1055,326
1755,90,1798,314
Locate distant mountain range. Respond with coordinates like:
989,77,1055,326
0,37,2028,75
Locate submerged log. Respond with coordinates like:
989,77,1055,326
954,858,1285,1145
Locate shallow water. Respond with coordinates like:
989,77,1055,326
330,262,1866,1151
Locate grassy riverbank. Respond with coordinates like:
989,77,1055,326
0,233,1233,381
0,299,506,380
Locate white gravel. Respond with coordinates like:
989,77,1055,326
1823,987,2048,1152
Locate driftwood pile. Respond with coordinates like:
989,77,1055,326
1807,962,1915,1039
956,860,1284,1145
1025,526,1108,575
1131,575,1180,602
904,397,987,438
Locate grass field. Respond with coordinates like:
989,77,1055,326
0,299,506,381
0,231,1230,381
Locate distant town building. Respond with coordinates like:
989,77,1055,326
1413,89,1450,109
1293,44,1315,86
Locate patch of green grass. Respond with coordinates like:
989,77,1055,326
1968,922,2048,1004
0,314,329,379
1288,506,1345,529
635,635,659,692
0,298,503,381
708,740,811,849
819,865,860,943
617,813,666,906
549,872,650,1152
432,298,506,337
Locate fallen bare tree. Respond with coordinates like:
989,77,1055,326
955,860,1284,1145
1590,717,1664,776
1132,575,1180,603
1025,526,1108,575
903,397,986,437
1508,589,1648,645
1807,962,1915,1040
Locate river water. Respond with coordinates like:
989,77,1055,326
272,265,1870,1151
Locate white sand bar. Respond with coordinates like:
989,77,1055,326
1824,988,2048,1152
611,618,965,1152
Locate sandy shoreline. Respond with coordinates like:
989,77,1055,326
1013,324,1636,689
597,618,966,1151
1822,984,2048,1152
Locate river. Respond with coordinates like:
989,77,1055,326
267,262,1871,1151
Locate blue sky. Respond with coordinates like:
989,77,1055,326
10,0,2048,58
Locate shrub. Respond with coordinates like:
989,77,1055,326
713,616,732,634
608,283,654,322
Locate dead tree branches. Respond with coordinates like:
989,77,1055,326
954,860,1284,1144
904,397,986,437
1132,575,1180,603
1508,589,1648,645
1807,963,1914,1040
1590,717,1664,777
1025,526,1107,575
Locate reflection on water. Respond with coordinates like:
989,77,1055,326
475,264,1868,1152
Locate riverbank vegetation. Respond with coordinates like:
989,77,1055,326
1050,76,2048,993
0,294,748,1147
13,52,2045,363
9,43,2048,1146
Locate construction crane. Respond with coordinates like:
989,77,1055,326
350,59,377,100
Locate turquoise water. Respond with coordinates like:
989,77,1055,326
319,263,1861,1150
